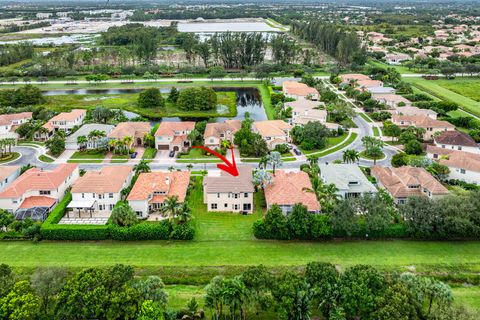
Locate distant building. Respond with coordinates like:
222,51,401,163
434,131,480,154
282,81,319,101
0,112,32,140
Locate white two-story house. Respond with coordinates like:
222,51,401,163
68,166,133,215
35,109,87,140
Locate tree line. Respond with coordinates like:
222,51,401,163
0,43,35,67
291,21,367,67
0,262,474,320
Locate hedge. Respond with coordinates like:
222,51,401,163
40,192,195,241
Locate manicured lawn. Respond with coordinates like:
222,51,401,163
110,154,129,163
434,78,480,102
67,150,106,163
0,152,20,163
359,150,385,160
258,84,275,120
452,286,480,311
142,147,157,159
303,132,357,157
302,133,349,155
39,154,55,163
372,126,381,137
367,59,420,74
359,112,373,123
406,77,480,117
179,148,218,159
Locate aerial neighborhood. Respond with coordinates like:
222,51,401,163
0,2,480,318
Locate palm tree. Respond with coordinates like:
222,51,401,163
252,170,273,190
161,196,181,220
307,155,319,167
123,136,133,153
221,140,232,149
303,177,341,213
258,156,268,170
77,135,88,150
175,203,192,224
134,160,151,175
267,151,283,176
342,149,360,164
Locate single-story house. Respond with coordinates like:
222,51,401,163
65,123,115,150
371,165,448,204
339,73,371,85
264,170,320,214
319,164,378,199
282,81,319,101
155,121,195,152
203,166,254,213
389,106,438,119
127,171,191,218
372,94,412,109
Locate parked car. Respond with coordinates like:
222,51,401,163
169,150,175,158
293,148,301,156
130,152,138,159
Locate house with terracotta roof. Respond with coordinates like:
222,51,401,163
252,120,292,150
391,115,455,140
108,122,151,147
339,73,371,85
371,166,449,204
203,166,254,213
282,81,319,101
203,120,241,149
127,171,191,218
319,164,377,199
155,121,195,152
0,164,79,215
433,131,479,154
35,109,86,140
389,106,438,119
0,166,21,191
284,100,328,126
264,170,320,214
427,145,480,184
385,53,411,65
372,94,412,109
0,112,32,139
357,79,384,89
68,166,133,216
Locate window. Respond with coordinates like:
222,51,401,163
460,169,466,174
81,193,84,198
233,193,239,199
233,204,239,210
217,193,220,198
98,194,103,199
109,204,114,210
39,190,51,195
211,203,217,210
348,181,359,186
109,193,114,198
458,146,462,150
136,211,143,217
243,203,251,211
244,193,248,198
224,203,228,208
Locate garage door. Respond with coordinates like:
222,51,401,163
157,144,169,150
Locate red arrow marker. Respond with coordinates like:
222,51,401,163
192,146,239,177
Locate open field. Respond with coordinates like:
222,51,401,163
406,77,480,117
433,78,480,102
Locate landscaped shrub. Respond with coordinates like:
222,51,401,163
109,221,171,240
41,225,110,241
170,221,195,240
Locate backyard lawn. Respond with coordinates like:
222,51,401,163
406,77,480,117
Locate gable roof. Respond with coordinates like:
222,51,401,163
434,131,478,148
393,106,438,118
371,165,448,198
155,121,195,136
0,112,32,126
108,122,151,139
0,166,20,181
0,164,78,198
127,171,191,202
71,166,132,194
203,166,254,193
339,73,371,83
253,120,292,137
264,170,320,212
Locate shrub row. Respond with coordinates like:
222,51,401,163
41,192,195,241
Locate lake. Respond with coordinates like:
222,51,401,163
177,22,279,33
42,87,267,122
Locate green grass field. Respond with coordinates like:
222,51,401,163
67,150,106,163
302,133,349,155
406,77,480,117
